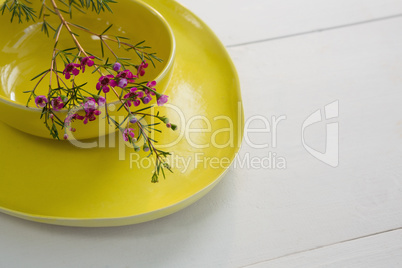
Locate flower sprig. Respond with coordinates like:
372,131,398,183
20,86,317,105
3,0,176,182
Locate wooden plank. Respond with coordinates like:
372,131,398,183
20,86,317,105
248,229,402,267
178,0,402,46
220,14,402,267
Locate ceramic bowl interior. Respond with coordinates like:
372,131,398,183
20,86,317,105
0,0,175,139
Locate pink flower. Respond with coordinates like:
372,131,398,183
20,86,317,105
116,70,136,83
64,113,84,126
80,56,95,73
86,97,96,103
97,96,106,106
83,100,101,124
35,95,48,108
147,80,156,88
63,63,80,79
82,111,101,125
87,96,106,107
84,99,97,111
145,81,157,96
96,75,117,93
123,128,135,142
117,78,128,88
137,61,148,76
157,94,168,106
51,96,64,111
123,87,143,107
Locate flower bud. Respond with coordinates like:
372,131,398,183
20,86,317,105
129,115,138,124
113,62,122,72
160,117,169,124
61,95,68,103
143,143,150,152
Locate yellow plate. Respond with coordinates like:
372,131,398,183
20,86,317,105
0,0,243,227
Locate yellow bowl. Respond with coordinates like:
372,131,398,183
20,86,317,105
0,0,175,140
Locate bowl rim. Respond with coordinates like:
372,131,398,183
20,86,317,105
0,0,176,113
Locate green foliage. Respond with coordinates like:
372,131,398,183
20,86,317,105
0,0,37,23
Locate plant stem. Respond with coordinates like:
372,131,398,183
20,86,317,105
101,38,118,59
48,23,63,93
67,22,154,57
49,0,87,57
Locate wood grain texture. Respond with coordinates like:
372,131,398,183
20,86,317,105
179,0,402,46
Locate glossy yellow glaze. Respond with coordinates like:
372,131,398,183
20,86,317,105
0,0,243,226
0,0,175,139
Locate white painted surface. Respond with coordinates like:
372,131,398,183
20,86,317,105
249,229,402,267
179,0,402,46
1,0,402,267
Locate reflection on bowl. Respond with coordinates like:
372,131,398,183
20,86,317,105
0,0,175,139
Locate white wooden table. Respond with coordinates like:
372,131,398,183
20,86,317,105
1,0,402,267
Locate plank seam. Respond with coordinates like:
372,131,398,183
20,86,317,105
227,13,402,48
241,226,402,268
